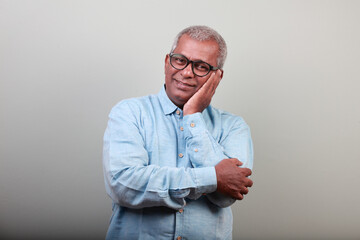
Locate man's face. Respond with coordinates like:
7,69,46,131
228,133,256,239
164,34,220,108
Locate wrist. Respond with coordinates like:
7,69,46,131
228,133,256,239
183,109,198,116
183,106,200,116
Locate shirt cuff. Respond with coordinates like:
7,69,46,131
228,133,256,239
190,167,217,194
183,112,207,138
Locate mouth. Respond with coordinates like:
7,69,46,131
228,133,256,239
174,79,196,90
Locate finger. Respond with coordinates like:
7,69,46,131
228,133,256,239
210,70,222,92
212,70,221,84
203,71,219,87
218,69,224,79
198,72,216,93
245,178,253,188
206,71,217,84
243,168,252,177
216,69,222,81
241,187,249,195
236,161,243,167
234,192,244,200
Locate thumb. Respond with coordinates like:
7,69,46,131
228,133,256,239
229,158,243,166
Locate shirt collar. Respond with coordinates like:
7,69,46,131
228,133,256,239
158,85,179,115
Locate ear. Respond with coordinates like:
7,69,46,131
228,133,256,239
164,54,169,74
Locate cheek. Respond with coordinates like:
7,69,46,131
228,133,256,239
165,63,174,76
164,67,172,83
165,68,180,84
197,77,210,88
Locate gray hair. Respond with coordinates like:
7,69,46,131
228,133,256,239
170,25,227,69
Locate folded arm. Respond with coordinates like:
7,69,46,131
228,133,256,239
183,112,253,207
103,101,217,210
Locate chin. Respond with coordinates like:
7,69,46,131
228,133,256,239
174,97,188,107
172,94,190,107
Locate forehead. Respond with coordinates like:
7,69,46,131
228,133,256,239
173,34,219,65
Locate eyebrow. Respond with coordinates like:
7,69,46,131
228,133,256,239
172,52,210,64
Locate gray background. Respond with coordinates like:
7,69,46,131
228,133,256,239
1,0,359,239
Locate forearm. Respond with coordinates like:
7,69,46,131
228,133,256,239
103,103,217,209
183,112,253,207
103,164,216,210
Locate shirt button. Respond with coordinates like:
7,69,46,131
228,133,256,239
190,123,195,127
180,127,184,131
178,153,183,158
176,110,180,115
177,237,182,240
179,209,184,213
194,148,198,152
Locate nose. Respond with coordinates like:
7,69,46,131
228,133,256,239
180,62,195,78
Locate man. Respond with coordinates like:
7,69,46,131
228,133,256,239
103,25,253,240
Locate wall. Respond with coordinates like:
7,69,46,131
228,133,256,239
1,1,359,239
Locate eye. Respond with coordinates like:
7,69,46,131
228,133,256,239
173,56,187,65
194,62,210,72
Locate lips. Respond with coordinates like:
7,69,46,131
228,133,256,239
174,79,196,90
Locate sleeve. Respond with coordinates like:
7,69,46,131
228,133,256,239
102,101,217,210
183,111,253,208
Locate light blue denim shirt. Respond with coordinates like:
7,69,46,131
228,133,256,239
103,86,253,240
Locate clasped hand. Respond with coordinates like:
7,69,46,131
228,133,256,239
215,158,253,200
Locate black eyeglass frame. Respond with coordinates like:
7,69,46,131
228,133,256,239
169,53,220,77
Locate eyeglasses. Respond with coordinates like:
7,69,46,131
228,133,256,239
169,53,220,77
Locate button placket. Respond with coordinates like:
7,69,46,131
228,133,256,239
176,110,186,167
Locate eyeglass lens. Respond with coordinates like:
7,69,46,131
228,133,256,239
170,54,211,77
